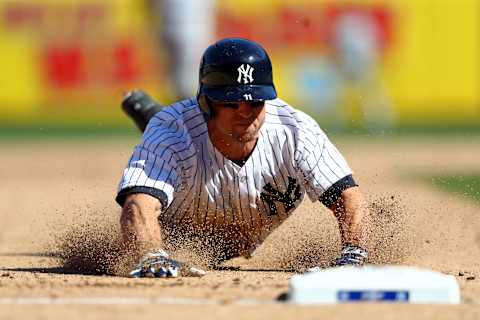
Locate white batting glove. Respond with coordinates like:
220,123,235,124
129,249,206,278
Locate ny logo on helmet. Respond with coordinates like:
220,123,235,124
237,64,254,84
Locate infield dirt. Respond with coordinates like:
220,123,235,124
0,137,479,319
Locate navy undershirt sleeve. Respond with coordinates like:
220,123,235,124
116,186,168,209
320,174,358,208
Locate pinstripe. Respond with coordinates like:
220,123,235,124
265,111,295,118
152,151,174,189
235,170,249,228
274,130,296,178
184,112,204,124
256,143,272,215
204,145,218,233
324,144,349,175
144,120,177,150
278,130,296,178
195,141,207,227
304,137,333,181
173,162,199,225
258,131,280,190
181,105,197,115
162,109,181,120
296,142,334,188
191,129,208,139
137,147,154,186
265,130,287,187
131,147,147,186
242,167,255,229
245,160,264,234
212,146,227,228
158,168,174,208
306,151,335,186
223,156,234,223
200,140,213,229
189,120,207,132
264,121,301,128
318,145,341,181
151,131,184,154
251,149,268,222
267,102,288,108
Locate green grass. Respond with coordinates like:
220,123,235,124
322,123,480,137
429,174,480,204
0,125,139,140
2,123,480,140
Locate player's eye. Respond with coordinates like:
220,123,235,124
222,102,239,109
249,101,264,108
221,101,264,109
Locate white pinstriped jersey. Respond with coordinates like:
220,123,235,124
117,98,353,257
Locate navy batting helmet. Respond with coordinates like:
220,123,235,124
197,38,277,115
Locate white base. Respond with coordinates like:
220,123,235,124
288,265,460,304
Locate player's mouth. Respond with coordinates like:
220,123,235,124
234,122,257,133
235,117,257,126
235,121,253,127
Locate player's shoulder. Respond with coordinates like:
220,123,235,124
146,98,201,129
265,98,324,133
142,98,202,150
150,98,199,123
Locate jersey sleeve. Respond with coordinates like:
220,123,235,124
295,114,353,203
116,144,180,209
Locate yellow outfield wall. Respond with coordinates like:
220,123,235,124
0,0,166,125
218,0,479,125
384,0,479,123
0,0,478,127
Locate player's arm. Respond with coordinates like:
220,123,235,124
120,193,163,254
116,135,205,277
329,185,371,265
318,175,370,266
295,117,370,266
119,191,206,278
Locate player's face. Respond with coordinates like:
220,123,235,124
210,100,266,142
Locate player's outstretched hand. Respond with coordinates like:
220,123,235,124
129,249,206,278
333,244,368,266
305,244,368,273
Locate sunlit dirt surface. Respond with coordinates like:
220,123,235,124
0,137,479,319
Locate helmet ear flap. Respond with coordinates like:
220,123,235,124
198,94,211,118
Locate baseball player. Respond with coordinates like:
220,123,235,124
117,38,371,278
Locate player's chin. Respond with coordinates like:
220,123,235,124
236,131,259,142
234,124,260,142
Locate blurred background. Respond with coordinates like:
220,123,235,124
0,0,478,135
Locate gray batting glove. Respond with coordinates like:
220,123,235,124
306,245,368,273
333,244,368,266
129,249,206,278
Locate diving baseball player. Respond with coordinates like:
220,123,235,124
117,38,371,278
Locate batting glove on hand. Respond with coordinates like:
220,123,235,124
129,249,206,278
333,244,368,266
